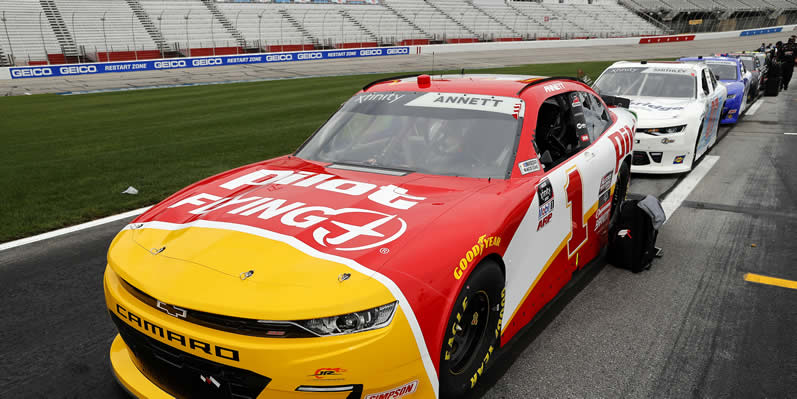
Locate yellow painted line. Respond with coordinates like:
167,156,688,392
743,273,797,290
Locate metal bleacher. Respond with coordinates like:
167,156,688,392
54,0,158,55
138,0,239,54
19,0,797,67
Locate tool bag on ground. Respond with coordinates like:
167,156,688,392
608,195,665,273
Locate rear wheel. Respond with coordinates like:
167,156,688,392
439,259,504,398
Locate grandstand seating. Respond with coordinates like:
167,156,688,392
138,0,238,54
0,0,63,64
54,0,158,55
381,0,475,40
5,0,794,67
215,2,308,47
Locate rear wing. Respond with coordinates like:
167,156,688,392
601,95,631,109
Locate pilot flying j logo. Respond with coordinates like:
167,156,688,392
166,169,426,251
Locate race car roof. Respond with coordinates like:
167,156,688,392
607,61,703,73
679,56,740,65
362,74,590,98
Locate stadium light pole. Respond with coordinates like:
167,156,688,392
185,10,192,57
1,12,15,65
39,11,49,64
132,12,138,61
157,12,164,59
258,12,264,51
101,12,109,56
211,12,215,56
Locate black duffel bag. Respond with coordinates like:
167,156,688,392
608,195,665,273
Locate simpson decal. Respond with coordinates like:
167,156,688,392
365,381,419,399
518,159,541,175
536,179,554,231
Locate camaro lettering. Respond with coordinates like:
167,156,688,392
115,304,239,361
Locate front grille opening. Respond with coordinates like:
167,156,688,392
632,151,650,165
121,279,317,338
111,313,270,399
649,152,663,163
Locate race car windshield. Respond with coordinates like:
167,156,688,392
739,58,754,71
594,67,696,98
707,63,738,80
296,91,523,179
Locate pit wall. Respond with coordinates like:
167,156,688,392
1,25,795,80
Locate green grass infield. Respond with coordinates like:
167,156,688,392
0,60,617,243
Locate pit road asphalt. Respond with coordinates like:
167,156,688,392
2,41,797,399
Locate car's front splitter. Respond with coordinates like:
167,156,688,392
105,266,435,399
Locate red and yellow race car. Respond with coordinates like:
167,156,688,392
104,74,636,399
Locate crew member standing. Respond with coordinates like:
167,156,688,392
780,37,796,90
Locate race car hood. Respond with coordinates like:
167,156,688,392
108,156,490,320
626,97,695,127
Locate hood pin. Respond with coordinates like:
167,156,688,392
240,270,254,280
150,246,165,255
338,273,351,283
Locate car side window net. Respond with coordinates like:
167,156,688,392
534,92,590,171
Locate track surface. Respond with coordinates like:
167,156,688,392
2,39,797,399
0,31,790,96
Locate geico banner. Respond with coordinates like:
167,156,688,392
7,47,411,79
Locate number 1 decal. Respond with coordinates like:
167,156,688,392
565,167,587,257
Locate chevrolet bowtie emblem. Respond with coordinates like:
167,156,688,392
156,300,187,319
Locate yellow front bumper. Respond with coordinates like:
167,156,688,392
105,266,435,398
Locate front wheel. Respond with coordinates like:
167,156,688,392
439,259,505,398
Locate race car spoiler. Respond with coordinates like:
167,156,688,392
601,95,631,109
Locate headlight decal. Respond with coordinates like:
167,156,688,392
636,125,686,134
297,302,397,336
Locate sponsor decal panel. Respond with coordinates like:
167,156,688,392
673,155,685,164
365,380,419,399
309,368,347,381
543,82,565,93
8,47,411,79
405,93,523,116
536,179,554,231
518,159,540,175
165,169,428,252
453,234,501,280
595,171,613,230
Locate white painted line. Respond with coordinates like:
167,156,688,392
661,155,719,220
745,99,763,116
785,132,797,135
0,206,151,252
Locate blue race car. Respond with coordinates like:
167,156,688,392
679,56,750,124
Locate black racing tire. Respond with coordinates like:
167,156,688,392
439,259,505,398
608,162,630,235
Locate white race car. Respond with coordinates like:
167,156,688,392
593,61,727,174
